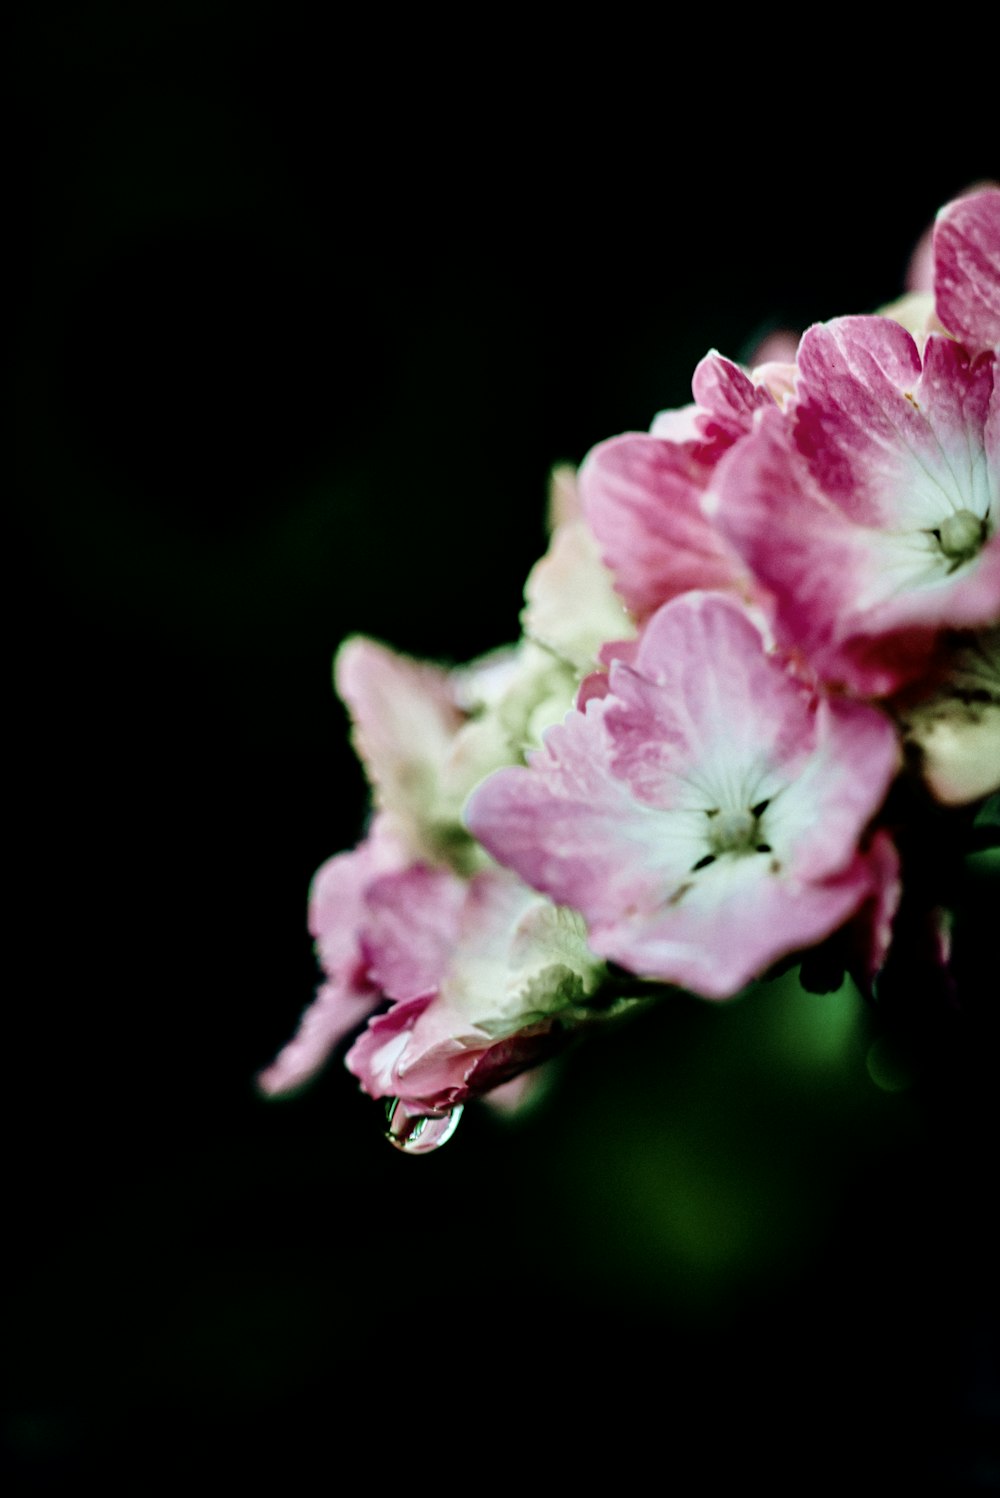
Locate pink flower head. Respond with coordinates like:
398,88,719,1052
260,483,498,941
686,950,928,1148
261,187,1000,1142
713,315,999,696
467,593,901,999
345,863,604,1112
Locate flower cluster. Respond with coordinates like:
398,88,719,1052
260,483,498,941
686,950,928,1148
260,188,1000,1151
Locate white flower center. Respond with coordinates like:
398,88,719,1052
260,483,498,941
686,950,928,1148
708,806,760,856
936,508,985,563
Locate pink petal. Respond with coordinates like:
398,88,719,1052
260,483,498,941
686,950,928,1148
595,846,885,1000
839,829,902,991
579,432,746,619
258,820,410,1096
605,598,813,813
347,997,563,1114
469,701,682,928
256,976,380,1097
334,636,464,851
793,317,936,526
933,187,1000,352
308,816,408,977
651,352,778,443
690,350,775,447
362,864,467,1000
346,992,441,1100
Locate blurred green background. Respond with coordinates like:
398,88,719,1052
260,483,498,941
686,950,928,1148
9,7,998,1487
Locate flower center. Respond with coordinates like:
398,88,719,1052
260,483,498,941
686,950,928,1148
688,800,773,875
936,508,985,565
708,806,759,856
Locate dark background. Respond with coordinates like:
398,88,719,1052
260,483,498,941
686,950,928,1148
9,7,999,1488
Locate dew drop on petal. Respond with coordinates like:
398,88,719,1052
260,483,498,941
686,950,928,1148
384,1098,464,1154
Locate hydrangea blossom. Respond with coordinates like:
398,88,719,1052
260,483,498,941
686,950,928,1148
467,593,900,998
345,862,604,1113
712,314,999,697
261,186,1000,1150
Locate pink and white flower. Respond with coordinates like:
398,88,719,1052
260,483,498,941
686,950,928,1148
712,315,999,697
467,593,901,999
345,863,605,1113
262,187,999,1141
708,189,1000,700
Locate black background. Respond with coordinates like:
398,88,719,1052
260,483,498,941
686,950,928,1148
9,7,999,1488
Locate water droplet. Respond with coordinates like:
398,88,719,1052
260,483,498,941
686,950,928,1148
384,1098,464,1155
